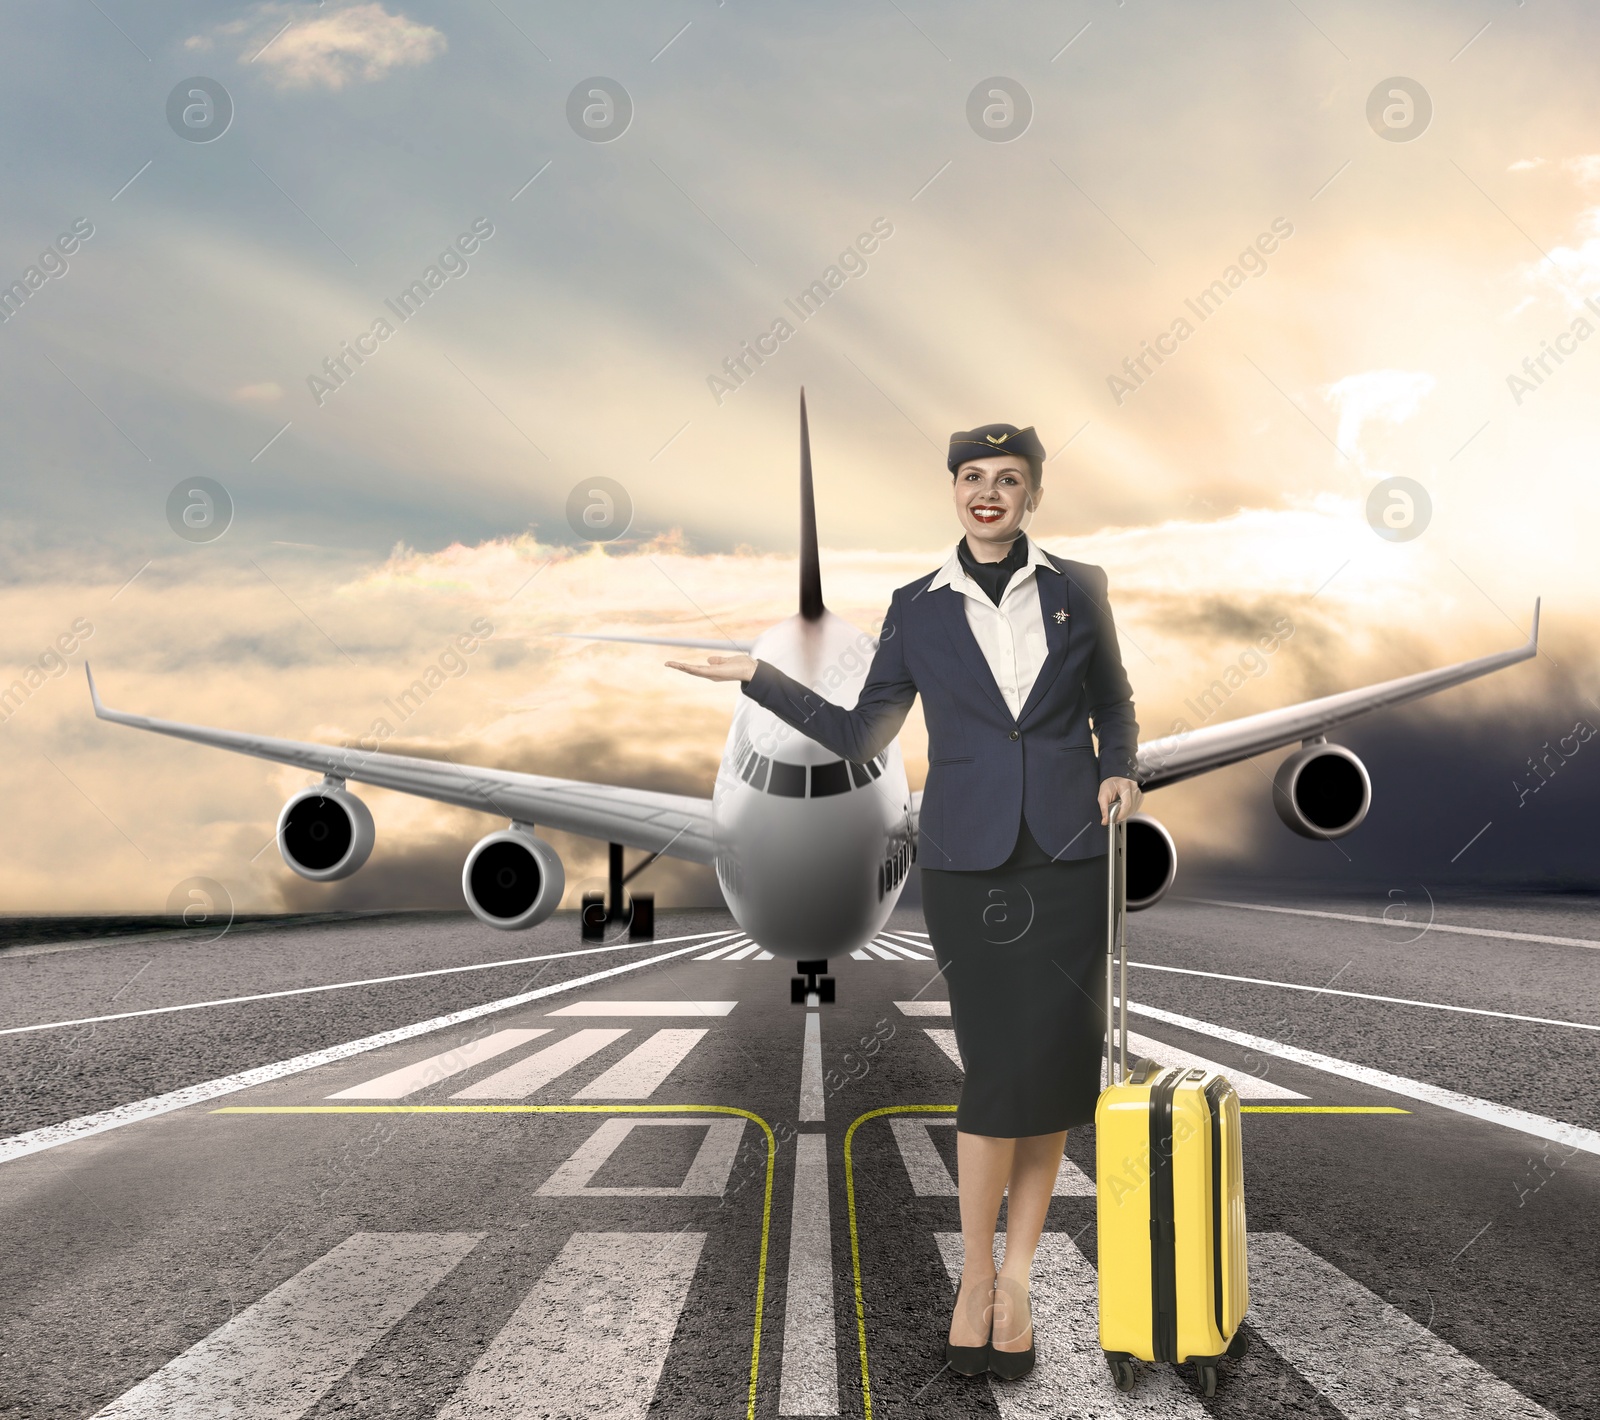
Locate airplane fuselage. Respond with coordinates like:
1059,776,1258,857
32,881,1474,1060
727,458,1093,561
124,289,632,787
711,610,914,958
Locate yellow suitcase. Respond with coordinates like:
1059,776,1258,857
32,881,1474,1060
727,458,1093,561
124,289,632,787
1094,804,1249,1398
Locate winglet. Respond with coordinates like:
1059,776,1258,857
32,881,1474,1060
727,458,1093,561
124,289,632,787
85,661,107,717
1530,597,1541,649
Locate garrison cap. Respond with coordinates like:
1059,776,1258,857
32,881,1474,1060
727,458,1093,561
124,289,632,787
947,422,1046,474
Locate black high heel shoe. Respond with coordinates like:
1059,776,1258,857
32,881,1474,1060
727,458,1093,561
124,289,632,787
944,1278,993,1376
988,1278,1035,1380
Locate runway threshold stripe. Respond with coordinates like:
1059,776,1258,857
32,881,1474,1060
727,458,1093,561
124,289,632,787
890,1117,1094,1197
1241,1106,1409,1113
779,1134,839,1416
1189,897,1600,951
800,1012,826,1123
453,1029,628,1099
0,928,742,1038
877,932,934,957
850,950,871,961
535,1117,747,1197
571,1029,707,1099
932,1233,1209,1417
694,941,742,960
435,1232,705,1420
865,944,900,961
326,1027,550,1100
1248,1232,1558,1419
726,942,761,960
92,1231,481,1420
1130,960,1600,1032
1128,1001,1600,1156
893,1000,950,1017
0,937,720,1165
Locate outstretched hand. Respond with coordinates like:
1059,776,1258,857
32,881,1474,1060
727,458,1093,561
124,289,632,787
666,653,758,683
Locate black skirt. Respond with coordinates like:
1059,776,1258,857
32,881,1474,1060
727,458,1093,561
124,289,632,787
921,818,1108,1137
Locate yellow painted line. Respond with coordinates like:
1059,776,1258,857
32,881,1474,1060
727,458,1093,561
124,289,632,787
1240,1105,1410,1114
844,1104,957,1420
213,1103,776,1420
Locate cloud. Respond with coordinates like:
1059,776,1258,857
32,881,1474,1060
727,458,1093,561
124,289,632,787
190,3,445,91
1321,369,1436,466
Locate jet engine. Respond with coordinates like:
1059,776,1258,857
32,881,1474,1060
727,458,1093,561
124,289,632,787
1124,813,1177,911
1272,741,1371,839
462,826,566,931
277,784,375,881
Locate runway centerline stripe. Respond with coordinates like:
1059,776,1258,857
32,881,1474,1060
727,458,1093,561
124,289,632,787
452,1028,627,1099
326,1027,550,1100
779,1134,838,1416
893,1000,950,1017
435,1231,705,1420
932,1232,1210,1417
209,1104,778,1420
571,1028,707,1098
1248,1232,1558,1419
799,1011,825,1123
0,937,721,1165
1128,1000,1600,1155
1130,959,1600,1031
0,928,742,1038
90,1231,481,1420
1188,897,1600,951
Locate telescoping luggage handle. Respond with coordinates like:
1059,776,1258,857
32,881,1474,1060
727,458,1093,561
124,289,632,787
1104,799,1130,1087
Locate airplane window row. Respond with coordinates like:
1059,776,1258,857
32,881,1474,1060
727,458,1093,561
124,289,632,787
731,740,888,798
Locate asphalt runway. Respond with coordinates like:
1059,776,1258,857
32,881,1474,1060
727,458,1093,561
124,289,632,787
1,893,1596,1419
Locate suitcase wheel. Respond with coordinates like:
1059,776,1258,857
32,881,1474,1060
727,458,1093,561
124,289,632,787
1195,1361,1219,1399
1226,1329,1249,1360
1104,1353,1136,1392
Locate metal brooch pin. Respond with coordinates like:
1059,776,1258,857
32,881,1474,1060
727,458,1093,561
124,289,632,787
1054,609,1068,623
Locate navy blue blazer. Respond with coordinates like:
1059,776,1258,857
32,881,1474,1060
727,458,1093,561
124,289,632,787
742,553,1140,871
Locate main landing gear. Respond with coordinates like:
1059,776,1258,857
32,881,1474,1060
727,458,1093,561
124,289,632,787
581,842,656,941
791,959,834,1006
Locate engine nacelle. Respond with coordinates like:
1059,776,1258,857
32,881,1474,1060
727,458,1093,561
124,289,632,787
462,826,565,931
277,785,375,881
1124,813,1177,911
1273,742,1371,839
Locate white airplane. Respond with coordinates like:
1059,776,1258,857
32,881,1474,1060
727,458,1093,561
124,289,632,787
87,392,1539,1002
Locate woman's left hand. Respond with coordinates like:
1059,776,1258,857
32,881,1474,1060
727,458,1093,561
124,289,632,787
1097,776,1143,825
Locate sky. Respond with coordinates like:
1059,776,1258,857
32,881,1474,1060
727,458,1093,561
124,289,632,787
1,0,1598,917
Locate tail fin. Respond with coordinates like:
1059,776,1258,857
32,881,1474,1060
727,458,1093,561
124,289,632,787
799,388,824,621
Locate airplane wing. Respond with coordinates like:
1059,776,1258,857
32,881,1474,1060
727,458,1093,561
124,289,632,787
85,665,716,864
558,633,756,652
1134,600,1540,791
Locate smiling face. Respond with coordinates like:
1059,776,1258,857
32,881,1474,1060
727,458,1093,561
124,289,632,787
952,454,1042,556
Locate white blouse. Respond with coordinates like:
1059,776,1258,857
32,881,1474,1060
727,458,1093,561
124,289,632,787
926,539,1059,719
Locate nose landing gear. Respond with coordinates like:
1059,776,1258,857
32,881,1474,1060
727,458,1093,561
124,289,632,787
791,959,834,1006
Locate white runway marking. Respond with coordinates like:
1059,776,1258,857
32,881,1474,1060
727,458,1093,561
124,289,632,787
875,939,931,960
779,1133,838,1416
1190,897,1600,951
1130,1000,1600,1155
546,999,737,1016
536,1117,745,1196
923,1021,1305,1100
891,1118,1094,1197
0,938,722,1166
436,1231,704,1420
572,1029,707,1098
725,942,762,960
694,941,742,960
894,1000,952,1016
878,931,935,958
1248,1232,1557,1419
800,1011,825,1123
755,950,775,960
453,1029,627,1099
1131,960,1600,1032
0,929,742,1038
850,949,871,961
865,943,901,961
92,1231,481,1419
326,1028,550,1100
934,1232,1209,1417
